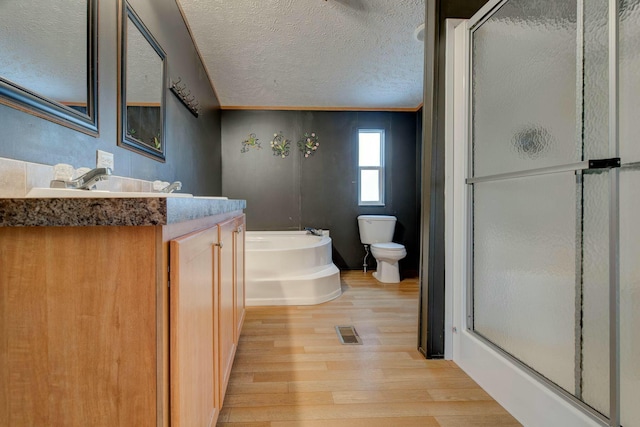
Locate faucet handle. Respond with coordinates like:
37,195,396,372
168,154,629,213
153,180,168,191
53,163,74,181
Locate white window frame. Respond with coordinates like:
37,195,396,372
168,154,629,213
357,128,385,206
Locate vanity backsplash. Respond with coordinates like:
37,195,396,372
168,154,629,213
0,156,156,198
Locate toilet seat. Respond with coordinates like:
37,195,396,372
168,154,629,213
371,242,405,251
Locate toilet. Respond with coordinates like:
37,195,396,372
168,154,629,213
357,215,407,283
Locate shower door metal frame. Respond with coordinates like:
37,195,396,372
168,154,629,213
463,0,623,425
606,0,620,425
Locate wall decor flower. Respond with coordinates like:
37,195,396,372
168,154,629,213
298,132,319,158
270,132,290,158
240,133,261,153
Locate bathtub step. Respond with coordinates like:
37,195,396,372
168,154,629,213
248,264,337,281
246,264,341,306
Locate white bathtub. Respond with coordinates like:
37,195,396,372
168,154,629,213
245,231,342,306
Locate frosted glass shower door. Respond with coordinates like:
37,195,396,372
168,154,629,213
469,0,611,419
468,0,640,424
619,2,640,425
619,170,640,427
473,174,578,392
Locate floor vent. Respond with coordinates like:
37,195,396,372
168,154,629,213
335,325,362,345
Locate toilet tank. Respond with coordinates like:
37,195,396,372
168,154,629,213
357,215,397,244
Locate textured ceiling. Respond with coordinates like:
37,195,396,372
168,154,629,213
177,0,425,110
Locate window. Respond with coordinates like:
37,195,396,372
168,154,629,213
358,129,385,206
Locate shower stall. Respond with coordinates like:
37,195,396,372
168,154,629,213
448,0,640,426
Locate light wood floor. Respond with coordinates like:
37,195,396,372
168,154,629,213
217,271,521,426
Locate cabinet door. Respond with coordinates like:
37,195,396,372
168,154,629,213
233,215,246,342
170,227,219,427
0,226,157,427
217,218,236,405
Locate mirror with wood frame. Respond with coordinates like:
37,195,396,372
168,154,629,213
0,0,98,135
118,1,167,161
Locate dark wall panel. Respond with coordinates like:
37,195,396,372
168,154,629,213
298,111,359,270
221,111,301,230
0,0,222,196
222,110,421,275
422,0,490,358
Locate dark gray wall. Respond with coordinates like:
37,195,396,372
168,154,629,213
222,110,421,275
0,0,222,196
422,0,490,358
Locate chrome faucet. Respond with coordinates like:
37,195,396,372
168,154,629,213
50,167,112,190
160,181,182,193
305,227,323,236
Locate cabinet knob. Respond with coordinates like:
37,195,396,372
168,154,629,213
214,241,223,248
235,226,243,233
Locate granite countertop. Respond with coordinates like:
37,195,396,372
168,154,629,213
0,197,246,227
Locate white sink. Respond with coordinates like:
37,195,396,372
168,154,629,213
25,188,193,198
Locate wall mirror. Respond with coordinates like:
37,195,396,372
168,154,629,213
0,0,98,135
118,1,167,161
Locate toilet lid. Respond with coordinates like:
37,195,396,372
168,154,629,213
371,242,405,251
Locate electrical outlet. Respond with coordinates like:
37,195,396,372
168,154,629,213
96,150,114,171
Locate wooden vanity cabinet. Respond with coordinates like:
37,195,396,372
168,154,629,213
0,226,159,427
233,215,246,343
217,218,236,407
169,214,246,425
0,210,246,427
169,226,219,427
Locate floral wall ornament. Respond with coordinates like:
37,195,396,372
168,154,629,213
298,132,319,158
241,133,261,153
270,132,290,158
